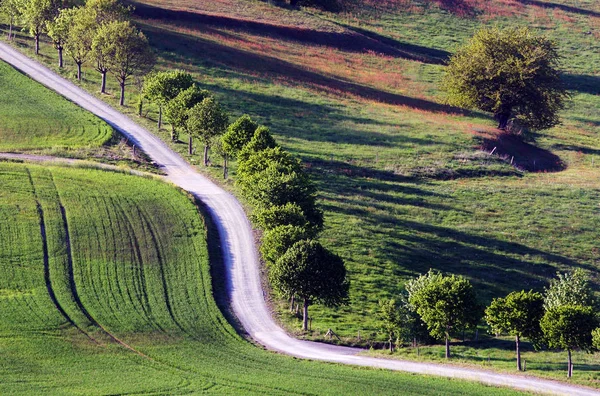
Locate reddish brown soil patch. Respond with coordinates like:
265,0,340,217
475,129,565,173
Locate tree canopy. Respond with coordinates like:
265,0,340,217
222,114,259,159
544,269,596,311
443,26,568,131
94,20,155,105
143,70,194,129
186,97,229,166
164,84,211,142
485,290,544,371
407,270,481,358
541,305,598,378
260,224,314,266
270,239,349,331
251,202,309,231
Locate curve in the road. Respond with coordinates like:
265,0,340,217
1,42,597,396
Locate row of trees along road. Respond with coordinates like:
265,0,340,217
379,269,600,378
141,72,349,331
1,0,155,105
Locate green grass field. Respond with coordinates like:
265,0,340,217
0,60,112,151
0,161,523,395
2,0,600,386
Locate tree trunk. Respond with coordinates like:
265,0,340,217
58,48,63,68
100,71,107,94
188,136,193,155
302,299,309,331
223,154,228,179
76,63,82,81
567,349,573,378
497,112,510,130
158,106,162,129
389,335,394,353
8,16,13,40
119,82,125,106
203,145,209,166
290,295,295,313
138,96,144,117
516,335,522,371
35,34,40,55
445,333,450,359
170,125,177,141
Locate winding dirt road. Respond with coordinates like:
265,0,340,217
1,42,598,395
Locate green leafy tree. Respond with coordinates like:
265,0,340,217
407,270,481,359
64,6,95,80
238,162,323,230
251,202,309,231
443,26,568,131
186,97,229,166
237,146,302,181
1,0,22,40
544,269,596,311
19,0,58,55
271,239,349,331
378,299,402,353
164,84,211,144
222,114,259,159
541,305,598,378
238,125,278,163
46,6,72,67
94,20,155,106
260,224,314,266
142,70,194,129
86,0,130,23
485,290,544,371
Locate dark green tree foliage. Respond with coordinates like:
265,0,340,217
237,147,302,181
407,271,481,359
86,0,130,23
443,27,568,130
260,224,313,266
164,84,211,142
186,97,229,166
541,305,598,378
142,70,194,130
543,269,596,311
251,202,309,231
270,240,349,331
222,114,259,159
238,126,278,163
238,162,323,230
485,290,544,371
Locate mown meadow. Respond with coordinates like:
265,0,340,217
0,162,523,395
3,0,600,385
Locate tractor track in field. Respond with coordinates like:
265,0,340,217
1,42,599,396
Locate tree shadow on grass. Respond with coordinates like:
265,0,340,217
475,131,566,173
132,2,452,65
139,21,466,114
516,0,600,18
563,73,600,96
321,197,592,301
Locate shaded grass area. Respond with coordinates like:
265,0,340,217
0,162,522,395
